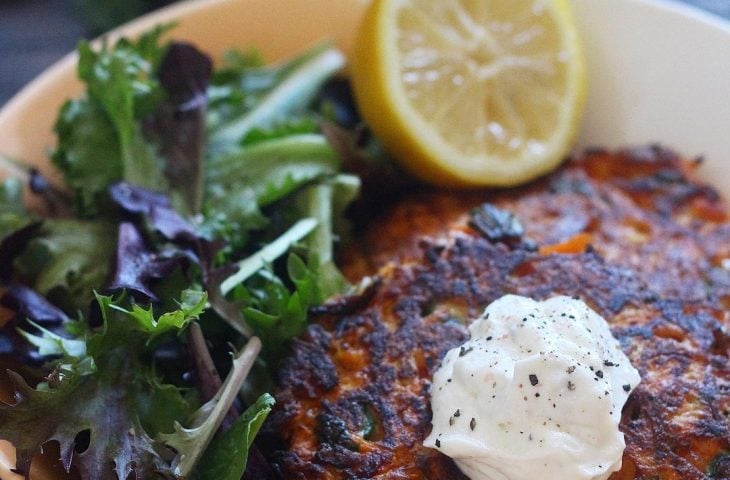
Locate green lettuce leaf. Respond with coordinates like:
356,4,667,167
235,254,321,360
53,27,170,216
136,376,198,438
207,44,345,154
52,99,122,215
206,134,339,208
106,289,207,344
298,174,360,299
0,293,205,480
161,337,262,478
0,178,32,239
194,393,275,480
19,321,87,358
241,117,319,146
203,134,338,251
13,219,117,312
3,29,359,480
0,358,168,480
219,218,318,295
0,291,205,479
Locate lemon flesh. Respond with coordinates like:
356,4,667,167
351,0,586,187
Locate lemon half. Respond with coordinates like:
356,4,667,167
351,0,586,187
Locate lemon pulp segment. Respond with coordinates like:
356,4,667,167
351,0,586,187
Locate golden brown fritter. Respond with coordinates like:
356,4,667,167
265,147,730,479
341,146,729,305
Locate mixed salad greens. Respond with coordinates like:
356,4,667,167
0,26,401,479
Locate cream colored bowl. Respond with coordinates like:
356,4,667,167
0,0,728,478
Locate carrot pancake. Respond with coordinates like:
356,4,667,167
263,146,730,479
341,146,729,305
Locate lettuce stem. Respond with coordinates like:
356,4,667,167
209,47,345,153
220,217,318,295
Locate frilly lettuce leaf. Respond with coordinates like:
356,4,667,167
105,289,207,343
0,291,205,479
1,25,365,479
0,361,167,480
52,98,123,215
53,27,170,217
232,254,320,361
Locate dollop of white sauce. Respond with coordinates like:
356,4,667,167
424,295,641,480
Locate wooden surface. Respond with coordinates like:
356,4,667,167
0,0,729,107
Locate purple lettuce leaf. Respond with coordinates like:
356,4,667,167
150,42,213,215
0,284,71,365
108,181,199,243
1,283,70,326
108,222,187,302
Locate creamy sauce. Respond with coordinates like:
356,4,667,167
424,295,640,480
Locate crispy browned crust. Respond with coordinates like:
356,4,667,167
265,147,730,479
341,146,730,306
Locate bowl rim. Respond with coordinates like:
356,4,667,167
2,0,725,119
2,0,729,153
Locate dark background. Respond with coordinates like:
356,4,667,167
0,0,174,106
1,0,729,107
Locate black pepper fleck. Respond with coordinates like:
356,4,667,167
596,370,604,378
529,374,539,386
623,384,631,392
568,381,576,391
470,418,476,430
435,439,441,448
